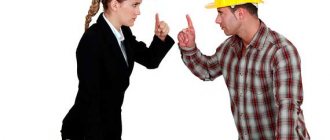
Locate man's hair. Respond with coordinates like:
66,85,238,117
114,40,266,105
230,3,258,17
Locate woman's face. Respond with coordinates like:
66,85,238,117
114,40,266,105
117,0,142,27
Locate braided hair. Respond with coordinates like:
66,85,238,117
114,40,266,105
84,0,126,31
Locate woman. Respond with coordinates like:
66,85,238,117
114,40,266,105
61,0,174,139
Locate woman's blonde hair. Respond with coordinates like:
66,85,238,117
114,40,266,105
85,0,125,31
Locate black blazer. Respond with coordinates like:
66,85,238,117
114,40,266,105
61,13,174,139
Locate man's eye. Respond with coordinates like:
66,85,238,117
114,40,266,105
132,3,139,7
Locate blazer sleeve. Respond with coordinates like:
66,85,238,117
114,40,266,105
123,26,175,69
76,31,103,135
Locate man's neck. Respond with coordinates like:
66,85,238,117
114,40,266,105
238,18,260,48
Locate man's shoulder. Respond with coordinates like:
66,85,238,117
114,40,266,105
221,35,241,47
267,29,295,50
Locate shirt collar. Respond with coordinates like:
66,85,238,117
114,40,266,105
103,13,125,42
229,20,269,51
247,20,269,50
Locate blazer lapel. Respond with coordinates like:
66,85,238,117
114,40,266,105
122,39,133,68
96,13,130,69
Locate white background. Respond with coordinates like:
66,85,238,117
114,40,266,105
0,0,329,139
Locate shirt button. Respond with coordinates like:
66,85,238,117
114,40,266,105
240,92,243,96
244,132,248,135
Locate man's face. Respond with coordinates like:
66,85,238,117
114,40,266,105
215,7,241,36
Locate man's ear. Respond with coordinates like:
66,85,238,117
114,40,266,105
234,8,244,20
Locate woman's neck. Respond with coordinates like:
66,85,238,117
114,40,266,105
104,12,121,32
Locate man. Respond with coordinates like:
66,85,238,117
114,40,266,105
177,0,310,139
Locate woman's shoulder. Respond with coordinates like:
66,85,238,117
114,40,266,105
83,24,102,38
76,24,103,52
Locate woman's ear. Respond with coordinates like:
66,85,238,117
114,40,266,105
110,0,119,11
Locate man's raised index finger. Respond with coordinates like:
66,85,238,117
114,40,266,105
186,14,194,29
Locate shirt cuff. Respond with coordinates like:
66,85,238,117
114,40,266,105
179,46,198,56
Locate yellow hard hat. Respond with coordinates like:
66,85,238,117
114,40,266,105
205,0,263,9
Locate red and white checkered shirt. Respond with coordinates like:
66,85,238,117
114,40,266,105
180,21,310,140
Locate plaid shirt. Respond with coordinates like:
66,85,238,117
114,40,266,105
180,21,310,140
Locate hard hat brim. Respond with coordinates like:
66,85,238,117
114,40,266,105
205,0,263,9
205,3,218,9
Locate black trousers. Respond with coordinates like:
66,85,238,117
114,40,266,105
62,91,125,140
61,122,122,140
61,135,84,140
61,106,123,140
61,132,122,140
